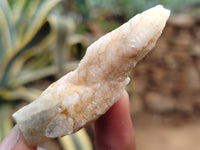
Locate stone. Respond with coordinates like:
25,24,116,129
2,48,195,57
12,5,170,146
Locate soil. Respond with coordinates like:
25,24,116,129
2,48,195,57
135,120,200,150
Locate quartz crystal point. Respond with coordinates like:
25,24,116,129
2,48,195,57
13,5,170,146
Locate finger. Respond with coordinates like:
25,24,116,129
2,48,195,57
0,125,36,150
94,91,136,150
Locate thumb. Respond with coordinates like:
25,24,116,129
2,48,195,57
0,125,36,150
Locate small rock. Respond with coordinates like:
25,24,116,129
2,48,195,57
191,43,200,56
193,26,200,40
130,93,143,114
173,30,192,46
145,92,175,113
169,14,195,28
184,66,200,91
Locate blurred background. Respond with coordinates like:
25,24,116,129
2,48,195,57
0,0,200,150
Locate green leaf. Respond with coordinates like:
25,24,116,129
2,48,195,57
59,128,93,150
74,0,90,20
15,61,79,86
14,0,41,47
0,102,13,142
0,0,61,87
0,21,51,87
0,0,15,51
0,87,42,102
16,0,61,51
0,9,10,58
49,15,76,77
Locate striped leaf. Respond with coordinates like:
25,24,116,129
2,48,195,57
15,0,61,51
0,0,15,71
59,128,93,150
0,0,61,87
0,21,52,87
0,102,12,142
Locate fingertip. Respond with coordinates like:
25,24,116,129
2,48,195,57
118,90,130,110
122,90,129,101
0,125,36,150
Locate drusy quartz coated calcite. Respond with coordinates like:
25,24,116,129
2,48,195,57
13,5,170,146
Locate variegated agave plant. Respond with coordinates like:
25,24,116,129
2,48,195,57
0,0,92,149
0,0,60,141
0,0,60,99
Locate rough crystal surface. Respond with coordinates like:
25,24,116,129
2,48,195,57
12,5,170,146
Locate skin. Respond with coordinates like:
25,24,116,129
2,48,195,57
0,91,135,150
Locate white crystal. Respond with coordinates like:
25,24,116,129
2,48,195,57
12,5,170,146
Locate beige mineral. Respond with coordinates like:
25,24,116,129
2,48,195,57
13,5,170,146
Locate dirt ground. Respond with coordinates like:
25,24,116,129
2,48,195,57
133,116,200,150
135,121,200,150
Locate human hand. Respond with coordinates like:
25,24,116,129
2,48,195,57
0,91,135,150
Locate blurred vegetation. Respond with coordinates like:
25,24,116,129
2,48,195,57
0,0,59,141
0,0,90,149
65,0,200,32
0,0,199,149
